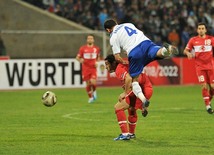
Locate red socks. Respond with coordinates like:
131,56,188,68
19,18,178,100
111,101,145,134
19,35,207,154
202,88,210,106
115,108,138,134
86,85,93,98
209,88,214,101
115,109,128,134
86,84,96,98
91,84,96,92
128,109,137,134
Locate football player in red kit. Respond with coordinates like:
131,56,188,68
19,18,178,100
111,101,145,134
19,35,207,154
184,22,214,114
76,34,101,103
105,54,153,141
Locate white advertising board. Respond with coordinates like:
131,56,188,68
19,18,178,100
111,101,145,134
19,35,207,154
0,59,86,90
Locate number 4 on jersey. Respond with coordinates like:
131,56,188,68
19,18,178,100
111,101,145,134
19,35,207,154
124,26,137,36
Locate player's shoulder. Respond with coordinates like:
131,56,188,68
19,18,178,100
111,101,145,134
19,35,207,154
117,63,128,71
93,45,100,49
115,64,128,80
190,36,198,40
113,23,134,32
80,45,87,49
188,36,198,43
122,23,133,26
206,35,214,39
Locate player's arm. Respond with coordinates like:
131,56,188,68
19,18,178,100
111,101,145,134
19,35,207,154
95,48,101,67
124,73,132,94
97,55,101,61
114,53,124,63
118,72,132,102
110,37,128,64
183,48,194,59
212,37,214,56
76,54,84,63
114,53,129,64
183,39,194,59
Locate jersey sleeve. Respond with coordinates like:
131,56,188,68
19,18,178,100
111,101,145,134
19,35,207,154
96,46,101,58
185,38,193,51
115,64,128,81
110,35,121,55
211,36,214,47
211,37,214,56
77,46,84,57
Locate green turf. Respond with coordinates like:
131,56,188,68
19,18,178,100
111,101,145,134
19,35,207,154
0,85,213,155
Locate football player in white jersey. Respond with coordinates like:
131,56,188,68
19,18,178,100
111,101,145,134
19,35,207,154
104,19,178,106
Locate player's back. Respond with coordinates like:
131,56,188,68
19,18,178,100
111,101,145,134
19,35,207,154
111,23,150,54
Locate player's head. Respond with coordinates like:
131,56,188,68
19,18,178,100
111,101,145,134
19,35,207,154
104,54,118,73
104,19,117,34
197,22,207,37
86,34,95,46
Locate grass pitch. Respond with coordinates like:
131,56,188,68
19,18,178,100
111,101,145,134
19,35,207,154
0,85,213,155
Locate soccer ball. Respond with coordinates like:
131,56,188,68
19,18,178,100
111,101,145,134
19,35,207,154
42,91,57,107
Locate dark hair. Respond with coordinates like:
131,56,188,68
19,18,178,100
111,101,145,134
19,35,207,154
197,22,207,29
86,34,94,38
104,19,117,29
104,54,116,64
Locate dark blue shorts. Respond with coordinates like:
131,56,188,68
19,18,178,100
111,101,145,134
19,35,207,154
128,40,160,77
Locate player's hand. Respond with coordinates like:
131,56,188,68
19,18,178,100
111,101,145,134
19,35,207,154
95,62,98,68
186,52,194,59
79,58,84,63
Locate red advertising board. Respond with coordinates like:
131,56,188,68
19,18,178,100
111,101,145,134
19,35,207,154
181,58,198,84
0,56,10,60
0,58,206,90
98,57,203,86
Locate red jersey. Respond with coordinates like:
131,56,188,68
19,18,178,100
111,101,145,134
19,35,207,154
115,64,151,86
115,64,129,82
185,35,214,70
77,45,100,69
115,63,153,107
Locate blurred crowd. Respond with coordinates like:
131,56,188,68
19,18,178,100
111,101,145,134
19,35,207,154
23,0,214,56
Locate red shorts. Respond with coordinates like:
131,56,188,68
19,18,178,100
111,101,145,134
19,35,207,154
82,68,97,81
125,73,153,110
196,69,214,84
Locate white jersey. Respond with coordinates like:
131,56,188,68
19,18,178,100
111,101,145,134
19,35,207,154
110,23,150,55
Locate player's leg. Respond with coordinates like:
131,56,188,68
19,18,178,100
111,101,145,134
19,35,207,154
128,45,149,104
155,43,179,58
82,71,94,103
85,80,94,103
114,98,130,141
201,83,213,113
90,70,98,100
198,70,213,114
208,70,214,108
132,76,148,103
208,70,214,100
140,73,153,117
129,41,159,106
209,84,214,101
127,107,137,139
90,78,97,100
